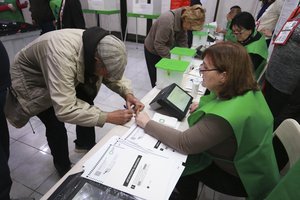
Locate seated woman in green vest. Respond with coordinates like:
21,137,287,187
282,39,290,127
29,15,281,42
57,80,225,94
135,42,280,200
230,11,268,79
0,0,28,22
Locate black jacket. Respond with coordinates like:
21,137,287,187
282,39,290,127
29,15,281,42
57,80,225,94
0,41,11,90
57,0,85,29
29,0,55,24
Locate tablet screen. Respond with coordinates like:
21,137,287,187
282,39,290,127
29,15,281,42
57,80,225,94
166,85,191,112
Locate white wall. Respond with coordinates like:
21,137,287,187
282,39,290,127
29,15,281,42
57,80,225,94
201,0,262,27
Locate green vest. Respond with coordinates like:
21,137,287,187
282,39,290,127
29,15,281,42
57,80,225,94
185,91,280,199
245,32,268,80
0,0,25,22
224,21,237,42
49,0,61,20
245,31,268,61
265,159,300,200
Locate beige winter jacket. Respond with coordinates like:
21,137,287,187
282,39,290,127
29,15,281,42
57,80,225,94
6,28,132,128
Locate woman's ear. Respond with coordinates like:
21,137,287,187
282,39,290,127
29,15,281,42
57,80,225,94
219,71,227,84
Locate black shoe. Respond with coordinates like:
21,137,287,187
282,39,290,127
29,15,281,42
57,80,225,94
54,163,71,177
74,143,95,153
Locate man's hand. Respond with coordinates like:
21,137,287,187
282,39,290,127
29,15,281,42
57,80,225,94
125,93,145,114
106,109,134,125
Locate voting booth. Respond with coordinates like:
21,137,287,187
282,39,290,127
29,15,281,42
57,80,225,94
87,0,120,10
155,58,190,89
170,47,196,62
127,0,171,15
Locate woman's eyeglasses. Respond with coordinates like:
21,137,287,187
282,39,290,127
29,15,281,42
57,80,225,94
199,63,219,73
232,29,246,35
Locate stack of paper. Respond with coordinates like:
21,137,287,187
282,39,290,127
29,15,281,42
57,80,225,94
82,124,187,200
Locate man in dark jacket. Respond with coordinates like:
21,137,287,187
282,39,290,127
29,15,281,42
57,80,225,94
57,0,85,29
29,0,56,35
0,40,12,200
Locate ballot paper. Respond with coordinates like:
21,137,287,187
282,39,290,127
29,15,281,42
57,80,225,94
121,124,186,162
82,132,187,200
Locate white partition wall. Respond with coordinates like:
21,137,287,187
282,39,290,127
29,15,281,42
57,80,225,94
201,0,262,25
125,0,171,37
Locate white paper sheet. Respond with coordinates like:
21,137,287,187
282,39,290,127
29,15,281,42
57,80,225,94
82,136,185,200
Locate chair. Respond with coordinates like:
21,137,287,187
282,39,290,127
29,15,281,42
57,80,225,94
273,118,300,175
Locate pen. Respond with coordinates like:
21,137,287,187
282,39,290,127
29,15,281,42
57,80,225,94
123,105,135,109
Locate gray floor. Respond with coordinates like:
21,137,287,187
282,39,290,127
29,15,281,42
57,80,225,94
8,41,244,200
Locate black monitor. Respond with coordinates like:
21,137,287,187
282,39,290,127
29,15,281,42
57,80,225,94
150,83,193,121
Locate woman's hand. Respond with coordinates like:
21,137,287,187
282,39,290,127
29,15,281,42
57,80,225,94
189,102,199,113
135,112,150,128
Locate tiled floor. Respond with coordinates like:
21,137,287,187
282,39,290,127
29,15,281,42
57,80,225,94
8,41,152,199
8,41,244,200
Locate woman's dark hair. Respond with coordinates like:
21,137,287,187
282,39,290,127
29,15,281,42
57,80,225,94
230,11,255,32
202,42,259,99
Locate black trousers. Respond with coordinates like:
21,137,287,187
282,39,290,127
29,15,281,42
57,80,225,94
37,107,71,169
264,80,300,129
263,80,300,170
175,163,247,200
144,46,162,88
74,86,96,149
36,87,96,168
0,88,12,200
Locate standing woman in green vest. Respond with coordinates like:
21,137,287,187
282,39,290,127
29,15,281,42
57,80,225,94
230,11,268,80
0,0,28,22
135,42,280,199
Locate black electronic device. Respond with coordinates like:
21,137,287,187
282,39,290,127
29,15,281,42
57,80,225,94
150,83,193,121
48,172,137,200
195,45,206,58
207,33,217,42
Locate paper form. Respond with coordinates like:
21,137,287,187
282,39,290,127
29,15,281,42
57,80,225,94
82,136,185,200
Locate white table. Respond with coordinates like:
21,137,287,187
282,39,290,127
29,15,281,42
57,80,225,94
41,75,204,199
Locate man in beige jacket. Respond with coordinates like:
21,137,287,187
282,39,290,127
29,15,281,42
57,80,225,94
5,27,144,176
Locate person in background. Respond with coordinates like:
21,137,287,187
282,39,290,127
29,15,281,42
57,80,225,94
230,11,268,79
264,5,300,171
187,0,202,47
4,27,144,177
57,0,85,29
216,5,241,42
136,42,280,200
0,0,28,22
144,4,205,88
0,41,34,200
0,2,15,12
256,0,276,20
29,0,56,35
0,39,13,200
257,0,284,46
